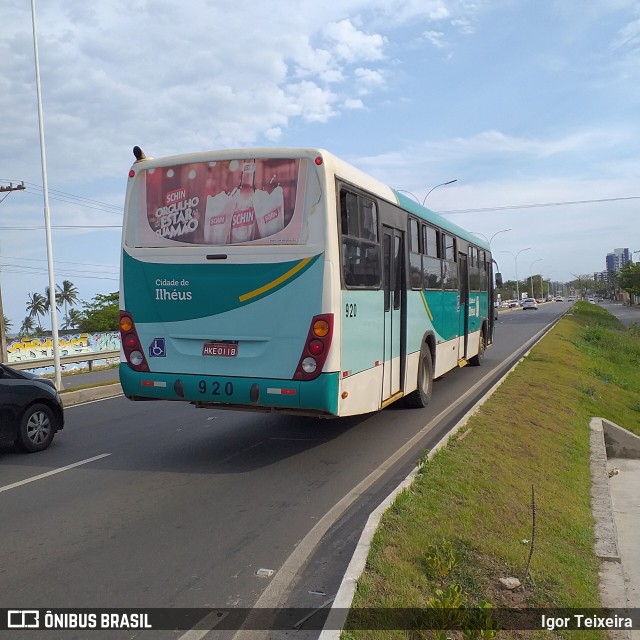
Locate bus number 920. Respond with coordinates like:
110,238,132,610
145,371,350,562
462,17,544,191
345,303,357,318
199,380,234,396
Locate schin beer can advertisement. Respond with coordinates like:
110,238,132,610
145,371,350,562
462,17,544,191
138,158,307,247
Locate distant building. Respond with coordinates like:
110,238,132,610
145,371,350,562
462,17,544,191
594,271,608,282
605,248,630,273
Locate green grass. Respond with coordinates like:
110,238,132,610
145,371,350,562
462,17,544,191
344,302,640,639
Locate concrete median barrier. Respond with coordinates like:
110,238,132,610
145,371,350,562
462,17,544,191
61,383,123,407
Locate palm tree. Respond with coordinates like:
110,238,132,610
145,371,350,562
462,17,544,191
26,292,47,330
2,314,11,335
56,280,79,318
62,308,83,330
20,316,35,337
43,286,61,312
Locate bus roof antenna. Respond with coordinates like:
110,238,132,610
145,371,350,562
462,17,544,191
133,146,146,161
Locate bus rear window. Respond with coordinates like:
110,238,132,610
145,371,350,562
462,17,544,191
132,158,308,247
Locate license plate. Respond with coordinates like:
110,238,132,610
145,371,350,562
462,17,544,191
202,343,238,357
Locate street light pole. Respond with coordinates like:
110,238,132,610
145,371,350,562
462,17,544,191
422,179,457,206
31,0,61,390
395,189,420,203
500,247,531,304
470,228,512,247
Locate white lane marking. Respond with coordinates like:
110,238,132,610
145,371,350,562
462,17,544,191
178,611,230,640
0,454,111,494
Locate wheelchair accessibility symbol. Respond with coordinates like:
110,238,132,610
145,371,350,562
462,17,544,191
149,338,166,357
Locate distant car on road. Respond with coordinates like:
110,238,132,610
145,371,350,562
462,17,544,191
508,300,518,308
0,364,64,452
567,296,575,302
554,296,564,302
522,297,538,310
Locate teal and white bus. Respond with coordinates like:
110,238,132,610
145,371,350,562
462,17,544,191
119,147,496,417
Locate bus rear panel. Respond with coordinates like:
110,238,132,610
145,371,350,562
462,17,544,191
120,150,341,416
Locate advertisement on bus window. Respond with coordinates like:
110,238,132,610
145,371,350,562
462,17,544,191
139,158,307,246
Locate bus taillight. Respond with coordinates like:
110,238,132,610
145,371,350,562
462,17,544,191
293,313,333,381
119,311,150,372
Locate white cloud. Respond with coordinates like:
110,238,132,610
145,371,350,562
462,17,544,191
424,30,447,48
322,19,386,63
354,67,386,94
344,98,365,109
285,82,339,123
611,17,640,50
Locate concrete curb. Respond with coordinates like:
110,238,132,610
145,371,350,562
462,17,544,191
591,417,638,640
602,418,640,459
61,382,122,407
590,417,621,562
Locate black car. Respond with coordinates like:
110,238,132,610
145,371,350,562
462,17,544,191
0,364,64,452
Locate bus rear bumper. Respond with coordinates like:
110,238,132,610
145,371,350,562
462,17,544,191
119,365,340,416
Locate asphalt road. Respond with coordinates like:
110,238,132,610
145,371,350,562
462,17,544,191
601,300,640,327
0,302,568,640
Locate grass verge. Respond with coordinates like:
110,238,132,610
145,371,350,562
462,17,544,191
60,378,120,393
343,302,639,639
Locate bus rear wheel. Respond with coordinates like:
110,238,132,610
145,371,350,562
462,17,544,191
469,330,485,366
404,345,433,408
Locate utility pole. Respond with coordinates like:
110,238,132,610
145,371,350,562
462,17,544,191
0,287,7,364
0,182,26,363
0,182,26,194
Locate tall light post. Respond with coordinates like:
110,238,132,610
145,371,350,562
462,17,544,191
500,247,531,304
395,189,420,203
470,228,512,247
31,0,61,390
540,265,553,300
527,259,542,299
422,179,457,205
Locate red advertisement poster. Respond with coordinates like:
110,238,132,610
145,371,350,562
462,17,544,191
140,158,306,246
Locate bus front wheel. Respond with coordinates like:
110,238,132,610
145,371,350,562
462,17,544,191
404,345,433,408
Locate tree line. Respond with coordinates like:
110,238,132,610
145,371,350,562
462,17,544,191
495,264,640,302
2,280,119,338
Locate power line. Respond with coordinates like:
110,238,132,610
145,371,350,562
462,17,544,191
439,195,640,215
0,266,118,281
1,255,118,269
0,179,123,215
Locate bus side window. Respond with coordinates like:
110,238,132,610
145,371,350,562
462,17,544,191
340,188,381,288
408,218,422,290
479,250,488,291
442,234,458,289
422,224,442,289
469,246,481,291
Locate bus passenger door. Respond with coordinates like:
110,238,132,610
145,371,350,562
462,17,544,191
382,227,404,401
458,252,469,361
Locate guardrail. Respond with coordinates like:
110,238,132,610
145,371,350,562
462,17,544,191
2,349,120,372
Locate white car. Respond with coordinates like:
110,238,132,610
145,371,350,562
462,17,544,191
522,297,538,310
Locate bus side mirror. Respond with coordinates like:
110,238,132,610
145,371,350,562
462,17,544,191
495,272,503,287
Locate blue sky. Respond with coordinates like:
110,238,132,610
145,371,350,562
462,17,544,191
1,0,639,330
